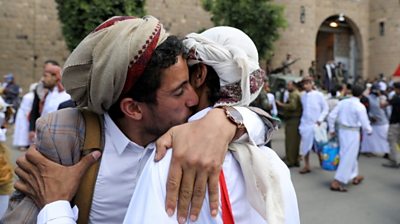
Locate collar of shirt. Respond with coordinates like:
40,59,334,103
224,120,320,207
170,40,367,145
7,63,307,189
103,113,155,155
188,107,211,122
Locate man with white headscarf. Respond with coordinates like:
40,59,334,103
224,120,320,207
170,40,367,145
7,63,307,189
123,26,299,224
7,17,276,224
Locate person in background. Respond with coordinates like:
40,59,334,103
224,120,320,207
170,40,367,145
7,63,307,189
298,76,329,174
276,81,302,167
1,73,20,123
282,53,294,75
323,60,336,92
382,82,400,168
360,84,390,156
13,83,37,151
28,60,71,142
251,79,278,147
326,86,340,112
252,79,278,117
328,85,372,192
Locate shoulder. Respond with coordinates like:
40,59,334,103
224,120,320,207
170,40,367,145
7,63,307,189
35,108,86,165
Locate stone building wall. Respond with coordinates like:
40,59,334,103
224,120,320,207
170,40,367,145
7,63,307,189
369,0,400,80
146,0,213,37
272,0,370,79
0,0,69,93
1,0,399,92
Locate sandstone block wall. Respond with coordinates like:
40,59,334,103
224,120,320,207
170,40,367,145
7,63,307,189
1,0,399,93
0,0,69,93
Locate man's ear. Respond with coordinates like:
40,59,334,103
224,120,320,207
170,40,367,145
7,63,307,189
193,64,208,88
120,98,143,120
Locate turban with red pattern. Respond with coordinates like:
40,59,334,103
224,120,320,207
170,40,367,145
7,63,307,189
62,16,168,114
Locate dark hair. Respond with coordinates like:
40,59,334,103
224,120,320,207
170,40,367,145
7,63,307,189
393,82,400,89
109,35,184,118
330,86,337,97
189,64,220,105
351,85,365,97
44,59,59,66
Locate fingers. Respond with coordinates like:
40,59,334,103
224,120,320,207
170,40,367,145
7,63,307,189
14,167,34,187
75,151,101,175
24,145,49,167
165,161,182,218
187,172,207,222
176,169,196,223
14,180,42,208
207,171,220,217
155,130,173,162
16,153,40,177
14,180,34,197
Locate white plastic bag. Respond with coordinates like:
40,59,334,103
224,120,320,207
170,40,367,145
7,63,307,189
314,122,328,144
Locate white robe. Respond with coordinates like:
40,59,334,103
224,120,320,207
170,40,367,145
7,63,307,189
41,86,71,117
360,124,390,154
328,97,372,184
267,93,278,117
299,90,329,155
123,108,299,224
12,91,34,147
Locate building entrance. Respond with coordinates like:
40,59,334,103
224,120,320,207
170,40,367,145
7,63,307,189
316,14,362,88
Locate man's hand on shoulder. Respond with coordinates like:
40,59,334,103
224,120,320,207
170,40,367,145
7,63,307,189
14,145,101,208
155,108,236,223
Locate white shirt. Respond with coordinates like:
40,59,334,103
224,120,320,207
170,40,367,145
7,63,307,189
300,90,329,125
41,86,71,117
123,107,299,224
266,93,278,117
328,97,372,134
37,108,267,224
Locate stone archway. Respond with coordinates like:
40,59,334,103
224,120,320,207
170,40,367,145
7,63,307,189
316,14,363,87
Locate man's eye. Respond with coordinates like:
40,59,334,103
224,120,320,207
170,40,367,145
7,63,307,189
174,88,184,96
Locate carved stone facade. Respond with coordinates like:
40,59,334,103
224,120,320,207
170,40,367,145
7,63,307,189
1,0,399,91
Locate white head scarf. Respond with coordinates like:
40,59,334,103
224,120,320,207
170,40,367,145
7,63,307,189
183,26,264,106
184,27,286,224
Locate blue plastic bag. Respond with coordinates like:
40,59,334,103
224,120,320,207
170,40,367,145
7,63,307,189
321,139,340,171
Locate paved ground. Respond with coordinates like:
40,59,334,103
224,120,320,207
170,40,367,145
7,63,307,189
5,124,400,223
270,126,400,224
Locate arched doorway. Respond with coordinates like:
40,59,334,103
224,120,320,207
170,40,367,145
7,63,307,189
316,14,363,89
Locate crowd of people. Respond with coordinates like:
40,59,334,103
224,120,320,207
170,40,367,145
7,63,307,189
261,68,400,192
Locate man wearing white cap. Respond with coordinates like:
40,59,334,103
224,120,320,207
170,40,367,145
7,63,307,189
6,16,273,224
122,26,299,224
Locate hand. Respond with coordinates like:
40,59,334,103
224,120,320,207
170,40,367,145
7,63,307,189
370,117,377,124
329,132,336,138
275,100,283,107
14,145,101,208
155,108,235,223
316,121,321,126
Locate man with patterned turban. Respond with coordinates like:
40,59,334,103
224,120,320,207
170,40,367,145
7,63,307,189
5,16,272,224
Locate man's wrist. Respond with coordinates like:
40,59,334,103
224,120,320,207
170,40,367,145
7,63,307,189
219,106,245,129
207,108,237,142
213,106,246,141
